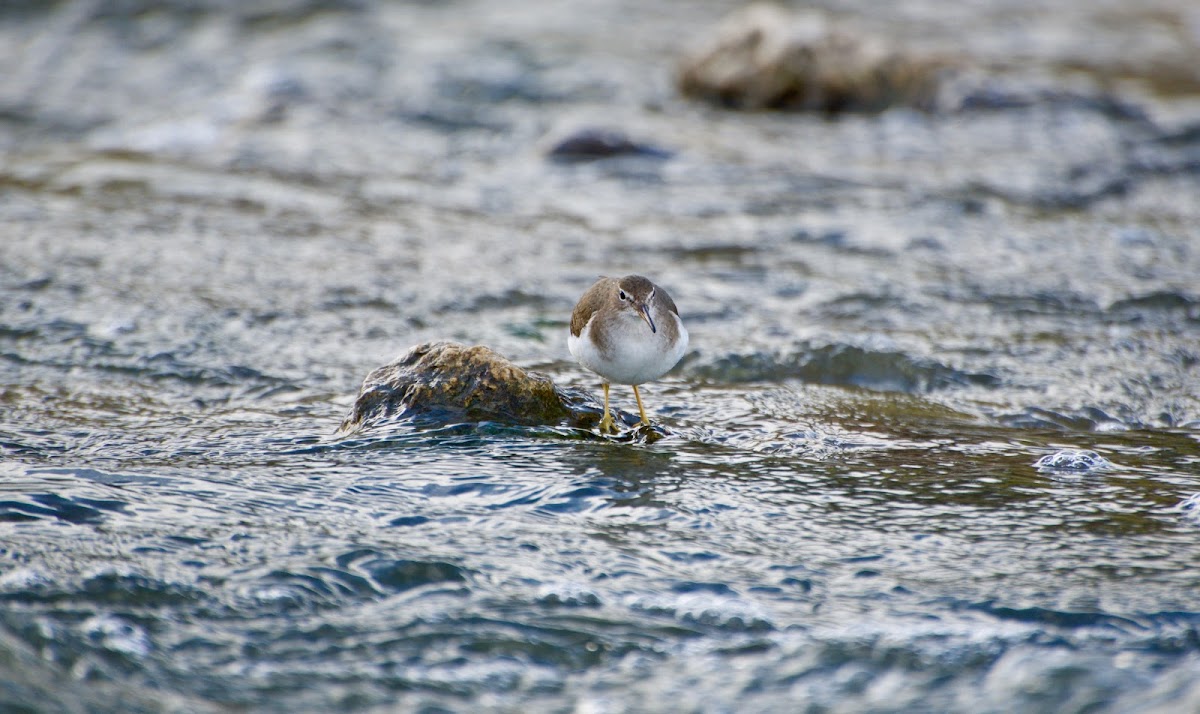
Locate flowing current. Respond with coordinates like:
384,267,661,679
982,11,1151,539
2,2,1199,712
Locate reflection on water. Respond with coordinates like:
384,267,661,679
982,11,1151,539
2,0,1200,711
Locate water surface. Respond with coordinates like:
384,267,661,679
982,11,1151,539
2,1,1199,712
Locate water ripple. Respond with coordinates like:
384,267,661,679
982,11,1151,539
689,342,1000,393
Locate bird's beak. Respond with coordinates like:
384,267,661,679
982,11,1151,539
638,303,657,334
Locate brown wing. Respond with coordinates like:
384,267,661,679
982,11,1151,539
570,277,613,337
656,285,681,317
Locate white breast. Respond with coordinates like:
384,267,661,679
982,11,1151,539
568,310,688,385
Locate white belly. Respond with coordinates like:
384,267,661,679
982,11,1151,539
568,312,688,385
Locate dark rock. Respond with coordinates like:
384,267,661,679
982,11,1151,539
677,4,958,113
546,128,672,163
337,341,590,435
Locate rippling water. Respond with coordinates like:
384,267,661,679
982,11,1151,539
3,1,1200,712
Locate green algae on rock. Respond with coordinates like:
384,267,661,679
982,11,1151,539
338,341,578,435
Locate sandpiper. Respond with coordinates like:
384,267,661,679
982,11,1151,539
568,275,688,433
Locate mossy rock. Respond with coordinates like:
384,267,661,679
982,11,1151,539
338,341,592,435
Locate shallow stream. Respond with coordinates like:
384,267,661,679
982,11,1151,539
2,1,1199,711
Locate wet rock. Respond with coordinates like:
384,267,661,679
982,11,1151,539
677,4,958,113
1033,449,1114,474
546,128,672,163
338,341,590,435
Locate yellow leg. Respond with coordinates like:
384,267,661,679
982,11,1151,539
632,384,650,426
598,382,616,433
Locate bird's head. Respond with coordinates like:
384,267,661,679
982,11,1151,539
616,275,658,334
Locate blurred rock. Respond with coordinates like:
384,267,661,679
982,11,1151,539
546,128,672,163
677,4,958,113
338,341,580,435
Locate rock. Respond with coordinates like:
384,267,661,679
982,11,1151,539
337,341,586,435
677,4,957,113
546,128,673,163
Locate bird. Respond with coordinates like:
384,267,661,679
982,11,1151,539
568,275,688,433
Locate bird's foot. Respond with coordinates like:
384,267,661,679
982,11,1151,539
598,411,618,434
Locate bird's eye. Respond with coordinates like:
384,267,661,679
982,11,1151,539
618,290,627,301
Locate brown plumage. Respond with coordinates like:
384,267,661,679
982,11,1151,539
570,276,681,356
567,275,688,432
